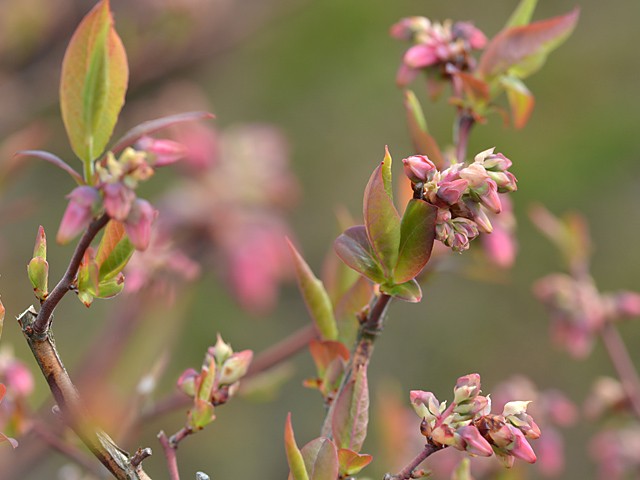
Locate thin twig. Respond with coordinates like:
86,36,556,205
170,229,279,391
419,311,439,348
600,322,640,418
33,213,109,335
158,431,181,480
383,444,439,480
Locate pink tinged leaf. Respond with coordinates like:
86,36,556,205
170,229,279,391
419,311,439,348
15,150,84,184
95,220,134,281
288,239,338,341
308,340,350,379
111,111,215,155
60,0,129,164
285,414,310,480
500,76,535,129
403,90,445,168
300,437,339,480
197,358,216,403
363,151,401,278
455,72,490,103
337,449,373,477
188,398,215,430
331,364,369,453
76,248,99,307
505,0,539,28
176,368,199,397
478,8,580,79
393,199,437,283
380,279,422,303
334,226,386,284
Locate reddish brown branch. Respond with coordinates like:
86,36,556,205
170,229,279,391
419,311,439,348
158,431,181,480
383,444,439,480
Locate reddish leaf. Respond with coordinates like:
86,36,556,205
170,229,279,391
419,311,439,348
300,437,339,480
501,76,535,129
334,276,373,345
455,72,490,103
334,226,386,284
111,111,214,155
332,364,369,452
285,414,310,480
288,240,338,341
337,449,373,476
479,8,579,79
380,279,422,303
403,90,445,168
60,0,128,164
363,152,401,278
15,150,83,184
308,340,350,378
394,199,437,284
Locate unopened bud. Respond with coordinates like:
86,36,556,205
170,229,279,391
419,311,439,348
218,350,253,385
57,186,100,244
402,155,436,183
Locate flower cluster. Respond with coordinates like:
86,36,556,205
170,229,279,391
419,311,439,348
403,148,517,252
411,374,539,468
534,274,640,358
57,139,185,251
390,17,486,88
177,335,253,430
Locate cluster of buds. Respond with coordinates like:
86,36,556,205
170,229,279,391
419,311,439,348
403,148,517,252
534,274,640,358
57,138,185,251
177,335,253,430
411,374,539,468
390,17,486,87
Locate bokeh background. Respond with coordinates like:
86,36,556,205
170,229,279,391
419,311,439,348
0,0,639,478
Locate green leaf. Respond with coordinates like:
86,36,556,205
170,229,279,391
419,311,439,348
337,449,373,477
479,8,579,79
198,358,216,403
505,0,538,28
300,437,339,480
95,220,134,281
95,275,124,299
500,76,535,129
60,0,128,166
77,249,99,307
334,226,386,284
363,157,401,278
27,257,49,300
285,414,310,480
380,279,422,303
331,364,369,453
394,199,437,284
381,146,393,200
403,90,445,168
188,399,215,430
288,240,338,341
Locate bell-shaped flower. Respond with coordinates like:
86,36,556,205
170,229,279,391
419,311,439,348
57,186,100,244
402,155,436,183
103,182,135,221
138,136,187,167
124,199,158,251
455,425,493,456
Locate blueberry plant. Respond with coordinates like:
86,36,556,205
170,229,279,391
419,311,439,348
1,0,615,479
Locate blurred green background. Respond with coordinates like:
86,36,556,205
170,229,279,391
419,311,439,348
1,0,639,478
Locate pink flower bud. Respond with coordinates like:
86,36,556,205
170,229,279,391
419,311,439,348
177,368,199,397
509,427,537,463
410,390,441,420
57,186,100,244
454,373,481,403
612,291,640,318
138,136,187,167
452,22,487,50
402,155,436,183
5,361,34,397
103,183,135,221
390,16,431,41
459,163,488,188
396,63,419,88
488,171,518,193
456,425,493,456
404,44,439,68
124,199,158,251
482,152,512,171
466,202,493,233
436,178,469,205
